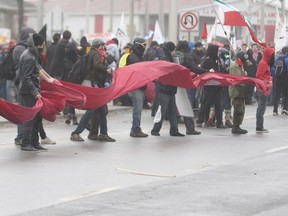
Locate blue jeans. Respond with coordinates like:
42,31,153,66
129,89,145,131
6,80,14,102
256,91,267,129
72,110,94,135
151,92,179,134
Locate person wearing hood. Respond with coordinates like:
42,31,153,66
229,51,250,134
151,41,185,137
105,38,120,69
126,37,149,138
17,33,52,151
13,27,55,146
255,47,274,133
196,44,227,129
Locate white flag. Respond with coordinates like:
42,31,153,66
152,20,165,44
114,12,129,48
274,7,287,53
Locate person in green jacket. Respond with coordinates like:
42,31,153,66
229,51,250,134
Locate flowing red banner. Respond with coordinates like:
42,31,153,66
0,61,271,124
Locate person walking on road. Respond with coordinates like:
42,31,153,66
255,47,275,133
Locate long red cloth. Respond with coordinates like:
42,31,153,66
0,61,271,124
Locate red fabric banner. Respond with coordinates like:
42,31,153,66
0,61,271,124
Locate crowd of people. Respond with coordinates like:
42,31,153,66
0,25,285,152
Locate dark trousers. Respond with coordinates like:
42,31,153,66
232,97,245,126
197,86,223,126
273,78,288,112
20,94,41,147
89,105,108,135
151,93,178,134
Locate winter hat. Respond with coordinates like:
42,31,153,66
236,51,249,64
164,41,176,52
92,38,105,47
194,42,203,48
33,33,44,46
282,46,288,54
62,30,72,40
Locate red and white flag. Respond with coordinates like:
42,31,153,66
213,0,267,47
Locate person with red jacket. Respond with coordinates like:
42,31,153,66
255,47,274,133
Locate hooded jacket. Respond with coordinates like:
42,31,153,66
255,47,274,82
18,34,42,97
13,27,36,72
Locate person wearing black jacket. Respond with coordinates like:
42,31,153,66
196,44,227,128
127,37,149,138
18,33,50,151
49,30,71,80
174,40,205,135
151,41,185,137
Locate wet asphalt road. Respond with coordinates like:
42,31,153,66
1,104,288,216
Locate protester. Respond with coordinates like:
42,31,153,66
45,32,61,73
49,30,72,80
229,51,249,134
255,47,274,133
126,37,149,138
196,44,227,129
151,41,185,137
70,38,115,142
272,46,288,115
174,40,202,135
13,26,55,146
17,33,52,151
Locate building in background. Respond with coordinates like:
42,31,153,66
2,0,287,48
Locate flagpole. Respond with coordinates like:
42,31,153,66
209,0,236,56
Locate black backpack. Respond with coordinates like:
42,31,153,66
274,56,288,79
0,48,16,80
67,53,89,84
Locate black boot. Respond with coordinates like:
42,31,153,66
232,125,248,134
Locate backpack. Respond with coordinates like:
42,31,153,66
174,51,188,67
67,54,89,84
0,48,16,80
274,56,288,79
118,53,130,68
143,47,161,61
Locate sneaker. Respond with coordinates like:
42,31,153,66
70,133,84,142
14,138,22,146
41,137,56,145
256,128,269,133
273,111,278,116
186,130,201,135
21,144,39,152
34,144,48,151
130,130,148,138
225,120,233,128
97,134,116,142
87,134,99,140
72,116,78,125
65,116,71,125
281,109,288,115
151,130,160,136
170,131,185,137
